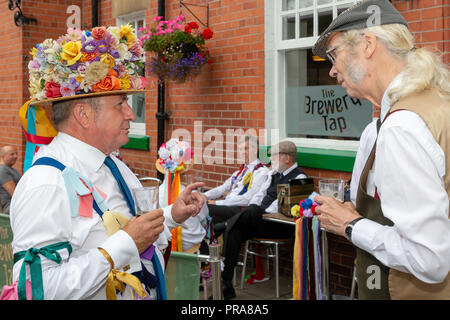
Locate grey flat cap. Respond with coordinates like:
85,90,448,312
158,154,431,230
313,0,408,59
271,141,297,160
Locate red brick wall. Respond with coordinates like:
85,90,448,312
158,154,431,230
393,0,449,64
0,6,23,174
0,0,447,298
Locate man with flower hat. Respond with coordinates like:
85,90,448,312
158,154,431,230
5,25,204,300
311,0,449,299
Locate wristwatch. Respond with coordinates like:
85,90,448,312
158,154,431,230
345,217,365,242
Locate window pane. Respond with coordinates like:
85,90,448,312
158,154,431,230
299,11,313,38
285,49,372,140
282,14,296,40
131,93,146,123
318,8,333,35
317,0,333,4
137,19,144,31
282,0,295,11
299,0,313,9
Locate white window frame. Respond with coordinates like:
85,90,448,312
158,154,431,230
117,10,147,137
265,0,362,151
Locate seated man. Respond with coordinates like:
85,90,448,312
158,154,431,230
0,145,21,214
220,140,308,299
205,135,270,228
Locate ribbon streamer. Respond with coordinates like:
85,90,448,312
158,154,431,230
105,269,147,300
14,241,72,300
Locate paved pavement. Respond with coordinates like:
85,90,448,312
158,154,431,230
200,265,293,300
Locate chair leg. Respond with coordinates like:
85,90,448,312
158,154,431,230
240,240,249,289
275,243,279,298
350,265,357,300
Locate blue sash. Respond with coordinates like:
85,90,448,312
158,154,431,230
32,157,166,300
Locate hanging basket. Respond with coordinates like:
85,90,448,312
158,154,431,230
138,14,213,83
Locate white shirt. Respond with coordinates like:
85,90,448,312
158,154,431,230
351,75,450,284
350,119,378,205
10,132,177,300
205,160,270,206
250,163,307,214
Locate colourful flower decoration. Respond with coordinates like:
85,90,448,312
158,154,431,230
138,14,213,83
27,25,145,101
157,138,193,173
292,197,319,218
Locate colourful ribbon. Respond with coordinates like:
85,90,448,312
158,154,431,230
105,269,147,300
19,100,58,172
170,171,181,204
14,241,72,300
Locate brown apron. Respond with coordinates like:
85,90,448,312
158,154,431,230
355,89,450,299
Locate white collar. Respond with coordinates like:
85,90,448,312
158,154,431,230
57,132,107,172
380,73,403,122
281,163,298,176
246,159,260,168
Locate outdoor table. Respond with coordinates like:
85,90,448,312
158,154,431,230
262,212,330,300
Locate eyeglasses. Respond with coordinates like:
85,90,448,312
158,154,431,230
326,44,343,65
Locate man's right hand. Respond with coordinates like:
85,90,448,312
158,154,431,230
122,209,165,253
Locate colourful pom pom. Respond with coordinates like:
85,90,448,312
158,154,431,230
291,204,300,217
304,198,313,208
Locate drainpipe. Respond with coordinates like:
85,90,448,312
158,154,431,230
91,0,98,27
156,0,169,181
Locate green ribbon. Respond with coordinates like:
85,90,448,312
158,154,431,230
14,241,72,300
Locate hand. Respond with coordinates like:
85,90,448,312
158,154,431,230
171,182,205,224
122,209,165,253
207,200,216,205
314,195,362,237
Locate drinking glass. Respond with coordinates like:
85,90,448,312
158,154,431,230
132,186,159,216
318,178,345,202
184,172,203,192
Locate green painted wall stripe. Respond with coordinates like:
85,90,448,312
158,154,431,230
260,146,356,172
122,135,150,151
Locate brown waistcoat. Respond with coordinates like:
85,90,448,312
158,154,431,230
356,87,450,300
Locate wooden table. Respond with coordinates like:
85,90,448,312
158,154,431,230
262,212,330,300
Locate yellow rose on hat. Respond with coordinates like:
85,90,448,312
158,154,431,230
119,75,131,90
100,53,115,68
61,41,82,66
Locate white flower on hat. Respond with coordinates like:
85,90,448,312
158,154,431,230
158,147,170,160
165,139,177,149
118,43,132,62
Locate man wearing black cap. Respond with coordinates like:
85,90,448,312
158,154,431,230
312,0,449,299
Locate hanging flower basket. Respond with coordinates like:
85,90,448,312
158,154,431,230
138,14,213,83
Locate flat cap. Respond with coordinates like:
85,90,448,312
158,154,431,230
312,0,408,59
271,140,297,159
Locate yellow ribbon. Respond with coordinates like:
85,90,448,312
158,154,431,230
242,172,253,189
105,269,147,300
99,212,148,300
19,99,58,138
102,211,130,236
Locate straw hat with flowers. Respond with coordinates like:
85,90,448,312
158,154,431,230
20,24,146,170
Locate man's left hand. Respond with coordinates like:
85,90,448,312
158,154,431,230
314,195,362,237
171,182,205,224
